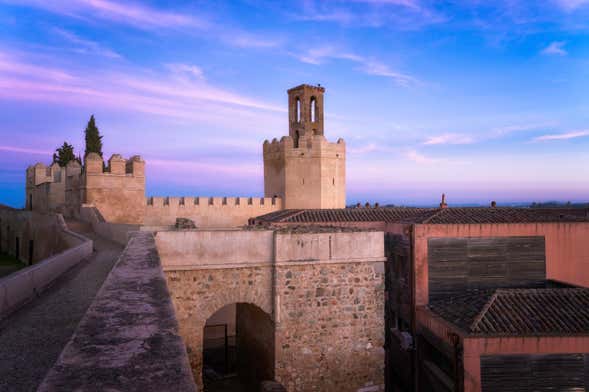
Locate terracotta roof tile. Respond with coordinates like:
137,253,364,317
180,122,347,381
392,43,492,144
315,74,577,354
429,287,589,336
254,207,589,224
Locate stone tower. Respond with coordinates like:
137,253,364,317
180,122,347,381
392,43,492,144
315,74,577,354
263,84,346,209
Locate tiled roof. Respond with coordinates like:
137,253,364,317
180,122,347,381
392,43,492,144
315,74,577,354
255,208,434,223
254,207,589,224
403,207,589,224
429,287,589,336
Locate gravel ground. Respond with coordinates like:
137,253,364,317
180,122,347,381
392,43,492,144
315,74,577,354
0,225,122,392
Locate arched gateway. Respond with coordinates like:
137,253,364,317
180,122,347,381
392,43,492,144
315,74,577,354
157,227,386,392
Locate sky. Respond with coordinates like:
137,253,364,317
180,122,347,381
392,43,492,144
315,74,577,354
1,0,589,208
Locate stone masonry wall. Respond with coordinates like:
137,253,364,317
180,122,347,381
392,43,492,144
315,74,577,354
164,266,273,389
274,261,385,392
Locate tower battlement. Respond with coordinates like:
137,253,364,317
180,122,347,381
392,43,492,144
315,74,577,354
84,153,145,177
263,135,345,155
263,84,346,209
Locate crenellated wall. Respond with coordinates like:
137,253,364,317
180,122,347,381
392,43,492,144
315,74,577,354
82,153,146,224
263,134,345,209
25,162,67,213
144,196,282,227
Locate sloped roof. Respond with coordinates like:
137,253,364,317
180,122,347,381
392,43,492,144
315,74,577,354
254,207,589,225
254,207,431,223
428,287,589,336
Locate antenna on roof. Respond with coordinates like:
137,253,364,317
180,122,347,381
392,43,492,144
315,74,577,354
439,193,448,209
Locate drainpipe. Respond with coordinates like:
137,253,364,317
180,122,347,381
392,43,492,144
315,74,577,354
449,332,463,392
408,224,418,392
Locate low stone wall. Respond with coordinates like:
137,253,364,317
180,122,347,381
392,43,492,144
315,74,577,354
80,204,139,245
38,231,196,392
0,223,92,320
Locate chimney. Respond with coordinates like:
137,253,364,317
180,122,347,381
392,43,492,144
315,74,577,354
439,193,448,209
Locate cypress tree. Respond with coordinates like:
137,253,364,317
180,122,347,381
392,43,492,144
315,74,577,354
53,142,77,166
84,115,103,158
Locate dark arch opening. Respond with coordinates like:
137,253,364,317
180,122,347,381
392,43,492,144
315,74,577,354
295,130,300,148
203,303,275,391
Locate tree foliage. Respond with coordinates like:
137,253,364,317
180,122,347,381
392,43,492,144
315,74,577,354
53,142,78,166
84,115,103,158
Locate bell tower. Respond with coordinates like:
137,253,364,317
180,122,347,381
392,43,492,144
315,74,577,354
288,84,325,148
263,84,346,209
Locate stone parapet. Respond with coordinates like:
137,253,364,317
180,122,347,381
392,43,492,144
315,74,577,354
38,231,196,392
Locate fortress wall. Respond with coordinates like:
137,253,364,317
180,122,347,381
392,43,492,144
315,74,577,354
0,217,92,320
0,208,68,265
38,232,196,392
83,154,146,224
158,228,386,391
25,163,67,213
144,196,283,227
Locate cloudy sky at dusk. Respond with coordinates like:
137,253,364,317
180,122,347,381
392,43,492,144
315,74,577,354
1,0,589,208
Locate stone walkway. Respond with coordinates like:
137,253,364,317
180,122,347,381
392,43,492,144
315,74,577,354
0,221,123,392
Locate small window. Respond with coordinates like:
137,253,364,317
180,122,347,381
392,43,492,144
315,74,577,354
310,97,317,122
333,177,335,185
296,97,301,123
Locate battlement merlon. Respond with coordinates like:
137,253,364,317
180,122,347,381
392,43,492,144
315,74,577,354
263,135,345,155
27,162,65,186
84,153,145,177
146,196,282,208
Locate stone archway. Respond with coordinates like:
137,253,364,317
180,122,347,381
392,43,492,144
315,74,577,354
164,266,274,390
203,302,275,391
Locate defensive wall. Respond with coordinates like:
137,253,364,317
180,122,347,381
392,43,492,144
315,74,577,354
0,208,93,319
156,227,386,391
25,162,66,213
79,204,140,246
83,153,146,225
39,231,196,392
144,196,283,228
0,207,69,265
263,134,345,209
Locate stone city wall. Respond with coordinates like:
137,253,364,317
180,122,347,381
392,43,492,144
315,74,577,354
158,228,385,391
83,153,146,225
0,220,92,320
144,196,283,228
38,232,196,392
0,207,68,265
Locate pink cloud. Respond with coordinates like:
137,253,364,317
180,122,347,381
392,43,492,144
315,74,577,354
533,130,589,141
423,133,474,145
7,0,209,29
0,145,51,155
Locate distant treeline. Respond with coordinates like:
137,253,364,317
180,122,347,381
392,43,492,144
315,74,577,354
530,201,589,208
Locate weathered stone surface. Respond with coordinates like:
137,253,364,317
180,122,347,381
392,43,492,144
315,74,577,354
275,262,385,392
38,231,196,392
165,265,273,389
175,217,197,229
161,229,386,391
260,380,287,392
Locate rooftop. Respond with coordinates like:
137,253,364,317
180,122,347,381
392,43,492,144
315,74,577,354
254,207,589,225
428,286,589,336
